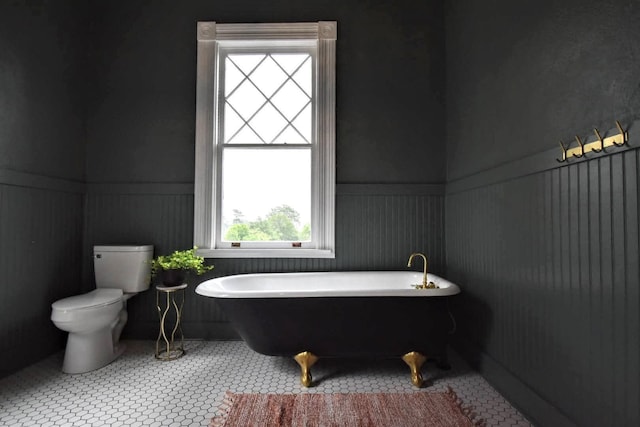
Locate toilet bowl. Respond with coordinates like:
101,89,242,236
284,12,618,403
51,245,153,374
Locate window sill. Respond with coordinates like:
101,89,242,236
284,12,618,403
196,248,335,259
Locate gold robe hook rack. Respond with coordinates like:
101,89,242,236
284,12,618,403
557,120,628,163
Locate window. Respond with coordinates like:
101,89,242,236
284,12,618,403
194,22,337,258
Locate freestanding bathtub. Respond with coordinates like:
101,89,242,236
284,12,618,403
196,271,460,387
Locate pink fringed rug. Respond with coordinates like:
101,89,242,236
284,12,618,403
211,387,484,427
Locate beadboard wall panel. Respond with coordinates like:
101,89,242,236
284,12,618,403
0,183,84,378
83,187,445,339
446,149,640,427
82,191,203,336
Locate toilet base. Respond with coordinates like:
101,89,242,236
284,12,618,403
62,327,123,374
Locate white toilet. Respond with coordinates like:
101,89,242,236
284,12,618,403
51,245,153,374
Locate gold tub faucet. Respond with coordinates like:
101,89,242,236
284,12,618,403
407,252,436,289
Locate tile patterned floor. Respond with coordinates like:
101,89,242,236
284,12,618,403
0,340,531,426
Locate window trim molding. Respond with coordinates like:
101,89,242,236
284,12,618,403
194,21,336,259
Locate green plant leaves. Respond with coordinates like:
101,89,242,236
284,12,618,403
150,247,213,276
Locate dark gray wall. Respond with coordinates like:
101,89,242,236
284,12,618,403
446,0,640,181
82,0,448,337
445,1,640,426
0,0,87,179
85,0,446,184
0,0,87,377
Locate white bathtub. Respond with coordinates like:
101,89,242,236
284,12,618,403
195,271,460,298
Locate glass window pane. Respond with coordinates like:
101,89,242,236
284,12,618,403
228,54,265,75
224,59,244,96
271,80,310,121
248,103,287,143
223,107,244,143
221,149,311,242
249,56,287,97
271,54,308,75
227,125,263,144
292,57,312,97
224,52,312,146
272,125,308,145
292,103,312,142
226,80,265,120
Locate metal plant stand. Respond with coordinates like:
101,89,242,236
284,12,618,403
155,284,187,360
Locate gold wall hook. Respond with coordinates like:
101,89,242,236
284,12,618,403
558,120,629,162
592,128,604,152
556,140,568,163
573,135,585,157
614,120,627,146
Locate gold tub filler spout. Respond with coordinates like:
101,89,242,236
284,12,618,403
407,252,438,289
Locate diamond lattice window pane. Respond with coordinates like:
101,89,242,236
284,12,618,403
223,107,244,143
271,81,310,121
272,126,308,145
272,54,309,75
292,59,312,97
222,52,313,146
249,103,288,143
249,56,288,98
228,125,263,144
292,103,312,141
226,80,266,120
224,59,244,96
228,54,265,75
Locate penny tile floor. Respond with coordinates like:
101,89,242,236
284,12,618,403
0,340,532,426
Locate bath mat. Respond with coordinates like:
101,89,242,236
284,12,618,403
211,387,484,427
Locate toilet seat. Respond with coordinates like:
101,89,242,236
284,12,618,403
52,289,123,312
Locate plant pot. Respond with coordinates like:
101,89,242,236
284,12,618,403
160,269,187,287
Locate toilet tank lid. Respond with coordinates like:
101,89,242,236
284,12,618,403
52,289,123,311
94,245,153,252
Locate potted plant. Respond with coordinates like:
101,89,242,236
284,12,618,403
150,247,213,286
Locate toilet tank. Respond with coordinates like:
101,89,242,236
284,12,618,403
94,245,154,293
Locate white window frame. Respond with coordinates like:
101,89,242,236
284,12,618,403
194,21,337,258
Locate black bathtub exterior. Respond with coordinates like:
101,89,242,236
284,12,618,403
215,295,454,362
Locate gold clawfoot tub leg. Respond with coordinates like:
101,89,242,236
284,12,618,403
402,351,427,387
294,351,319,387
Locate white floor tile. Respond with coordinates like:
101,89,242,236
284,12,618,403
0,340,531,426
